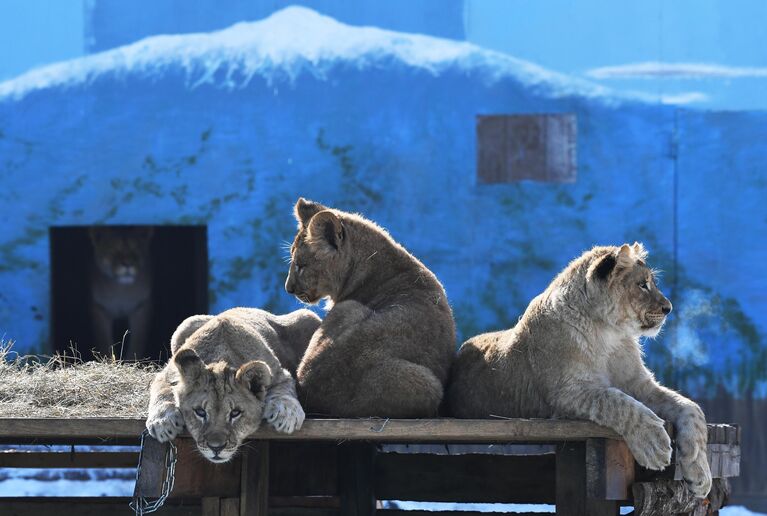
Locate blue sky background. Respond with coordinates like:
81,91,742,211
0,0,765,107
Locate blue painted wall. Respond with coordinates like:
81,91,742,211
1,7,764,403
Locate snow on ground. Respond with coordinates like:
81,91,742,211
382,501,766,514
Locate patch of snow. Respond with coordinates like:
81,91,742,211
721,507,767,516
0,468,134,497
0,6,631,103
660,91,709,105
587,62,767,80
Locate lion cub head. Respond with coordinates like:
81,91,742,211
588,242,672,337
284,198,350,304
172,348,272,463
89,226,153,285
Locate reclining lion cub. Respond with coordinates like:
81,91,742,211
447,243,712,498
285,198,456,417
146,307,320,462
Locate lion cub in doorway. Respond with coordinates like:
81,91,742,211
285,198,456,418
89,226,153,359
447,243,712,498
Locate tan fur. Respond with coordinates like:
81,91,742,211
286,198,456,417
146,307,320,462
447,243,712,497
89,226,154,358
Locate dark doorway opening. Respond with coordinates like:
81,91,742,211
50,225,208,361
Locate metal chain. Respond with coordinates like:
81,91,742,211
129,429,178,515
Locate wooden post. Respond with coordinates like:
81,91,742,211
240,441,269,516
338,442,376,516
556,442,619,516
586,438,635,500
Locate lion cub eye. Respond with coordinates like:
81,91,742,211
294,263,304,276
638,281,650,291
194,407,207,419
229,409,242,420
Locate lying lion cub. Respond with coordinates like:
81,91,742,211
146,307,320,462
447,243,712,498
285,198,456,417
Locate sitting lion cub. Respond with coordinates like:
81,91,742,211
146,307,320,462
447,243,712,498
285,198,456,417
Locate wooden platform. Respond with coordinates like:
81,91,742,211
0,418,741,516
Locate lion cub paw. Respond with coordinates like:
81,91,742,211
146,405,185,442
625,415,672,471
264,395,305,434
676,428,712,498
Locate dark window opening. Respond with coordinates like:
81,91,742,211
50,225,208,361
477,114,577,184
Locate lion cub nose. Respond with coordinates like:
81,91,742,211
662,303,672,315
208,442,226,454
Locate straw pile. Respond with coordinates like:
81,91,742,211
0,343,158,418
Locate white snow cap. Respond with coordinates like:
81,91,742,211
0,6,615,101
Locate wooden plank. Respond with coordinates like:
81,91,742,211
0,417,621,442
202,498,220,516
0,498,201,516
269,496,339,508
221,498,240,516
556,442,619,516
673,443,741,481
134,432,169,500
0,451,137,468
338,442,375,516
241,441,269,516
172,439,241,498
270,442,338,496
375,452,555,503
586,438,634,501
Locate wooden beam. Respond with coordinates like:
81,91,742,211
586,438,635,501
240,441,269,516
0,451,137,468
375,452,555,503
0,497,200,516
0,417,621,442
556,442,619,516
338,442,375,516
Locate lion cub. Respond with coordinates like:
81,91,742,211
146,307,320,462
447,243,712,498
285,198,456,417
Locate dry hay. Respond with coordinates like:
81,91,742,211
0,342,158,418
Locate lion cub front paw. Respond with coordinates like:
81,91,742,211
146,405,185,442
264,395,305,434
676,427,712,498
626,415,672,471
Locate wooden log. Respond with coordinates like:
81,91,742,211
338,442,375,516
240,441,269,516
632,478,730,515
555,442,619,516
374,452,555,503
586,438,634,501
221,498,240,516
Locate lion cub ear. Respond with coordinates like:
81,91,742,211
173,348,205,382
236,360,273,401
616,243,636,269
294,198,328,228
307,210,344,253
